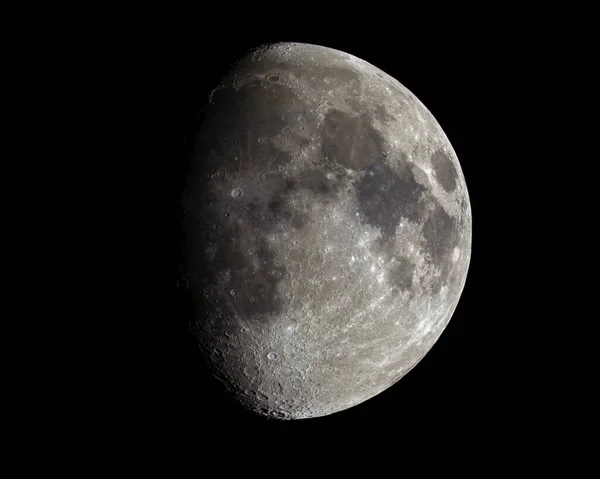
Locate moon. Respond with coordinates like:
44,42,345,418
181,42,472,420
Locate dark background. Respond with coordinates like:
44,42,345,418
120,16,570,452
6,5,586,470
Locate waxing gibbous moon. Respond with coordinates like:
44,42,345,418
181,42,472,420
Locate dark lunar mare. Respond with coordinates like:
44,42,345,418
317,107,462,298
183,78,310,326
431,150,458,193
352,150,460,297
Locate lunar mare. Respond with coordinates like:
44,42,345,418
182,42,472,419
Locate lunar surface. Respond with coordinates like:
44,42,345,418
181,42,472,420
